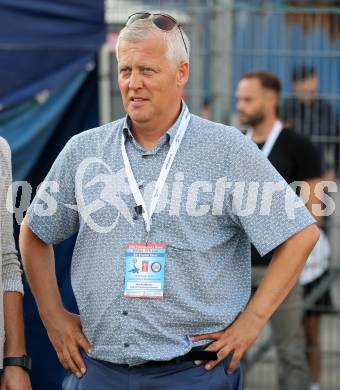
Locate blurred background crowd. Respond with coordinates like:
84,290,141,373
0,0,339,389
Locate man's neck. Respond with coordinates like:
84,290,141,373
131,103,182,151
295,92,317,104
251,116,277,144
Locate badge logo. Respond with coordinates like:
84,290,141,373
151,262,162,273
128,258,140,274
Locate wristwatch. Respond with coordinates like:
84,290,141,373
3,355,32,372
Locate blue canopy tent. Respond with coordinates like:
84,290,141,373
0,1,105,388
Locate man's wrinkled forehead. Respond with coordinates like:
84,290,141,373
117,31,166,61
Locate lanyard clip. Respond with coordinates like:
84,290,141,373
133,205,143,220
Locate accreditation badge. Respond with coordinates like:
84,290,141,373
124,243,166,298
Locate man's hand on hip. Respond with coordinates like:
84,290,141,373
191,310,264,374
43,309,92,378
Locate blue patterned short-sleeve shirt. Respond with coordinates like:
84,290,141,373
27,103,314,366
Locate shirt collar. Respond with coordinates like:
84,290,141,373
122,100,188,146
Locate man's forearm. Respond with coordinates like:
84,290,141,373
3,292,26,356
20,217,91,378
19,218,64,322
244,224,319,327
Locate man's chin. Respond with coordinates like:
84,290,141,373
239,117,258,127
128,112,150,124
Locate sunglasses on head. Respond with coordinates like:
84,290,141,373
126,12,188,55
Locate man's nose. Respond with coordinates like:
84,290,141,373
129,71,143,90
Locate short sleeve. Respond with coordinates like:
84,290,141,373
27,137,79,245
226,128,315,257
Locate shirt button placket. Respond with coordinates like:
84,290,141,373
122,309,131,353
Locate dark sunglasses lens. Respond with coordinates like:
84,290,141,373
153,15,177,31
127,13,150,26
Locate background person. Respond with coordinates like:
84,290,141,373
280,64,339,180
281,64,336,390
300,229,333,390
0,137,31,390
236,70,322,390
20,14,318,390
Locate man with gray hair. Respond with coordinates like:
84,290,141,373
20,12,319,389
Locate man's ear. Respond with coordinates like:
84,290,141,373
177,62,189,86
265,90,278,111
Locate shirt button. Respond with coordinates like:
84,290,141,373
124,343,130,348
122,311,128,316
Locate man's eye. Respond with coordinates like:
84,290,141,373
120,68,130,74
143,68,154,75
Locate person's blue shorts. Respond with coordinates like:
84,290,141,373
62,351,243,389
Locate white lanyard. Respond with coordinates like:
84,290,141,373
121,106,191,235
247,120,283,157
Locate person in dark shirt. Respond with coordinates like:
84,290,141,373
281,64,339,177
281,64,336,390
236,71,322,390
